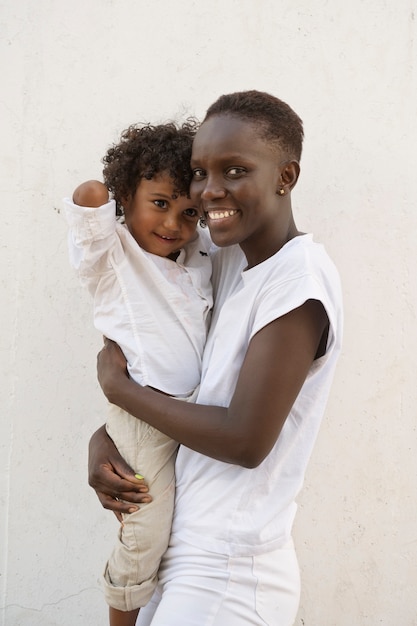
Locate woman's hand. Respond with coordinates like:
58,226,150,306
88,425,152,522
97,338,129,403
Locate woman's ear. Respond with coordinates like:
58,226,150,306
280,160,300,192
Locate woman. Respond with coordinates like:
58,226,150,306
89,90,343,625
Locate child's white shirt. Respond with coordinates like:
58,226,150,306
64,198,213,397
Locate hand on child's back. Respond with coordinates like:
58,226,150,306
73,180,109,208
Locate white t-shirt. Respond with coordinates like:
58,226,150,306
64,198,213,397
172,234,343,555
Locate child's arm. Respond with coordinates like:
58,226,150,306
64,180,117,279
72,180,109,208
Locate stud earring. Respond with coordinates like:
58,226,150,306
277,188,285,196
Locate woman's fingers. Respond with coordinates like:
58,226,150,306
88,425,152,514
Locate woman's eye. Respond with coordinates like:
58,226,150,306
154,200,168,208
184,208,198,218
227,167,246,176
192,168,206,179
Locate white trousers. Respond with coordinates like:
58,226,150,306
136,536,300,626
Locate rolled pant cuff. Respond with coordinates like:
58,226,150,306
102,563,157,612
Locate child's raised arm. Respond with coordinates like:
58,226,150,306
73,180,109,208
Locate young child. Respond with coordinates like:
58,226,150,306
64,121,213,626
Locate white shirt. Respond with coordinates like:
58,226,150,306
64,198,213,397
173,234,343,555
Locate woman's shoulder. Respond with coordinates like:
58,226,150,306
275,234,339,284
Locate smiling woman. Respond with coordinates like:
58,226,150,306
88,90,343,626
190,113,300,266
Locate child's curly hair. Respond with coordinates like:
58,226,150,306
103,119,199,215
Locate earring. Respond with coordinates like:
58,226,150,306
277,188,285,196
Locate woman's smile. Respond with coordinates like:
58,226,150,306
205,208,239,221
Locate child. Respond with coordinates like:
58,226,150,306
64,120,213,626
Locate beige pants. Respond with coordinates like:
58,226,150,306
102,401,182,611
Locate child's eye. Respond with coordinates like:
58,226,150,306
154,200,168,208
226,167,246,177
192,168,206,179
183,208,198,218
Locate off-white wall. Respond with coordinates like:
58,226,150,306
1,1,416,624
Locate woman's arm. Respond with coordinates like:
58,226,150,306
97,299,329,468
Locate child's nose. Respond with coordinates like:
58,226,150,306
163,213,181,232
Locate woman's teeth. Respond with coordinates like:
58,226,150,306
208,209,237,220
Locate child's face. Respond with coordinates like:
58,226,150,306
123,172,200,257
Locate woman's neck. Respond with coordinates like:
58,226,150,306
242,216,302,269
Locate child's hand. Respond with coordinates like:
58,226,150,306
72,180,109,208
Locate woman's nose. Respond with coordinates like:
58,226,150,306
200,176,227,200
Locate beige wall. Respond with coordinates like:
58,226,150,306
1,1,416,624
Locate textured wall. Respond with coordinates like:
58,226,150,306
1,1,416,624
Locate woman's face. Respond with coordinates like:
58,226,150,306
190,114,287,264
